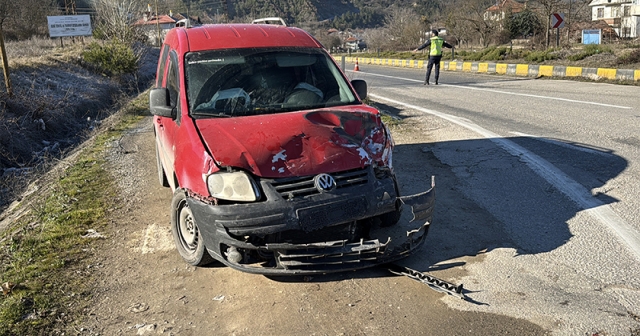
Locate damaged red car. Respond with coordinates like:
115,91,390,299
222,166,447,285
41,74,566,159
150,23,435,275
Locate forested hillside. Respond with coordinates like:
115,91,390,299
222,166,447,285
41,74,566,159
230,0,445,27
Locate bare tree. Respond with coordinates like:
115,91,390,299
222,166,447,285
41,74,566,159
362,27,392,53
565,0,593,42
312,30,342,51
530,0,566,47
384,6,424,50
93,0,145,43
0,0,55,39
0,0,12,30
444,0,497,48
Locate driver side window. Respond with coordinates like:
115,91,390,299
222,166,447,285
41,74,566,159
167,52,181,118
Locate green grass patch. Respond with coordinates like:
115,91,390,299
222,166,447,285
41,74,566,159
0,93,148,335
380,113,400,127
363,98,402,127
456,46,511,61
567,44,613,61
524,49,558,63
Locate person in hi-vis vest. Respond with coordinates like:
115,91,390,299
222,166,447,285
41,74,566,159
412,29,453,85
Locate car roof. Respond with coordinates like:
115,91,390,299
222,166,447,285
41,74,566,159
172,24,322,52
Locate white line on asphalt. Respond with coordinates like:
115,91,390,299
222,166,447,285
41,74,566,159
509,131,616,157
371,93,640,261
354,71,632,110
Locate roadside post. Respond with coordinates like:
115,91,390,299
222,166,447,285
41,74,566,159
0,27,12,97
551,13,565,47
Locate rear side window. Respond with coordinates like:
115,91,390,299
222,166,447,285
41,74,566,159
156,45,170,88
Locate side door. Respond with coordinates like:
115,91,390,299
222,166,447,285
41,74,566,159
155,49,182,190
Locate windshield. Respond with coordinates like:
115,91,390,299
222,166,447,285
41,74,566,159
185,47,358,117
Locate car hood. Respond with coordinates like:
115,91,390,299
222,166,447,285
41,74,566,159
195,107,391,178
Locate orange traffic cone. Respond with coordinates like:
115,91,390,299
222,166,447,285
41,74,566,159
354,58,360,71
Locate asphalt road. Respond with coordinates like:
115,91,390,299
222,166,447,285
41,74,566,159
347,64,640,335
85,65,639,335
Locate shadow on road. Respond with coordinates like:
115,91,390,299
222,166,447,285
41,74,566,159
266,136,627,291
397,136,627,269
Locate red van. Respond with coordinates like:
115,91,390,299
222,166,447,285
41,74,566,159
150,24,435,275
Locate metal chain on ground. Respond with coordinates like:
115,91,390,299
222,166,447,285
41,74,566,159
387,264,467,300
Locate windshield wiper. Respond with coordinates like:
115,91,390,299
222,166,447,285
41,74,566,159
192,111,233,118
251,106,284,114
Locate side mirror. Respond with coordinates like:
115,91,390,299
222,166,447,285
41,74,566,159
149,88,175,118
351,79,367,100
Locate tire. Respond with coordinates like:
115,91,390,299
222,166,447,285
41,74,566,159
170,189,214,266
155,140,170,188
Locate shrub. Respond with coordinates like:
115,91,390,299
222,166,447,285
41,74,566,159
481,47,509,61
82,40,139,76
457,47,504,61
524,49,557,62
567,44,613,61
616,48,640,65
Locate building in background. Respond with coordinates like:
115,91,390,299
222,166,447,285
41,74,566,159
133,6,202,44
484,0,526,29
589,0,640,38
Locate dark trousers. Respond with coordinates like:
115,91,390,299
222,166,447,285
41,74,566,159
426,55,442,83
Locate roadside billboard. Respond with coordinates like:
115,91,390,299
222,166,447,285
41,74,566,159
582,29,601,45
47,15,92,38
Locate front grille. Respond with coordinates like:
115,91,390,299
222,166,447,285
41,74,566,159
268,167,369,199
297,197,367,232
274,239,389,271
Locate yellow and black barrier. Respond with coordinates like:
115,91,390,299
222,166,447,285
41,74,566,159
338,56,640,82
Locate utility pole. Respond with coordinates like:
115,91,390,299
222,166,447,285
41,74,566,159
0,26,12,97
567,0,572,44
156,0,161,47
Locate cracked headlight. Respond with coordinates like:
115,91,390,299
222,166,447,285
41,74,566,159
207,171,259,202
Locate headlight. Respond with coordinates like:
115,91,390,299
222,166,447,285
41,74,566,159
207,171,259,202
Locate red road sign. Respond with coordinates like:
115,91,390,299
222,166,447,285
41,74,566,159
551,13,565,29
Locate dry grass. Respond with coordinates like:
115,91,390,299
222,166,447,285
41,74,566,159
4,37,61,60
0,37,143,211
0,97,148,335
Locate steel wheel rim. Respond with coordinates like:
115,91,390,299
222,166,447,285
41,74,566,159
177,201,198,252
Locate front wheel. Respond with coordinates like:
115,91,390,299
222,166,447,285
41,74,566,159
170,189,214,266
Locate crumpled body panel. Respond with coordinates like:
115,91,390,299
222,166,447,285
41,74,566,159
195,106,393,178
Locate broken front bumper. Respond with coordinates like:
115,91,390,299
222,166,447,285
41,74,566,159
188,174,435,275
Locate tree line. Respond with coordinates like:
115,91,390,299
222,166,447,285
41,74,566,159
0,0,596,50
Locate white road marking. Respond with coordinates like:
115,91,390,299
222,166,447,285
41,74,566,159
509,131,616,157
354,71,632,110
371,93,640,261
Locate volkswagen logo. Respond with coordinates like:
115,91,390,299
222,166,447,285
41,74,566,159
313,173,336,193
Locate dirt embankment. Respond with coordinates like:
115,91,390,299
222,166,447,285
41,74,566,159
0,39,158,213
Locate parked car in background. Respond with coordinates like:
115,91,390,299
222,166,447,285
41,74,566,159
251,17,287,26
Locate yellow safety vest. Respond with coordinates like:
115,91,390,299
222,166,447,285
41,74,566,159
429,36,444,56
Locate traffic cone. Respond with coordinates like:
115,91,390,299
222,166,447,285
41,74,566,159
354,58,360,71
